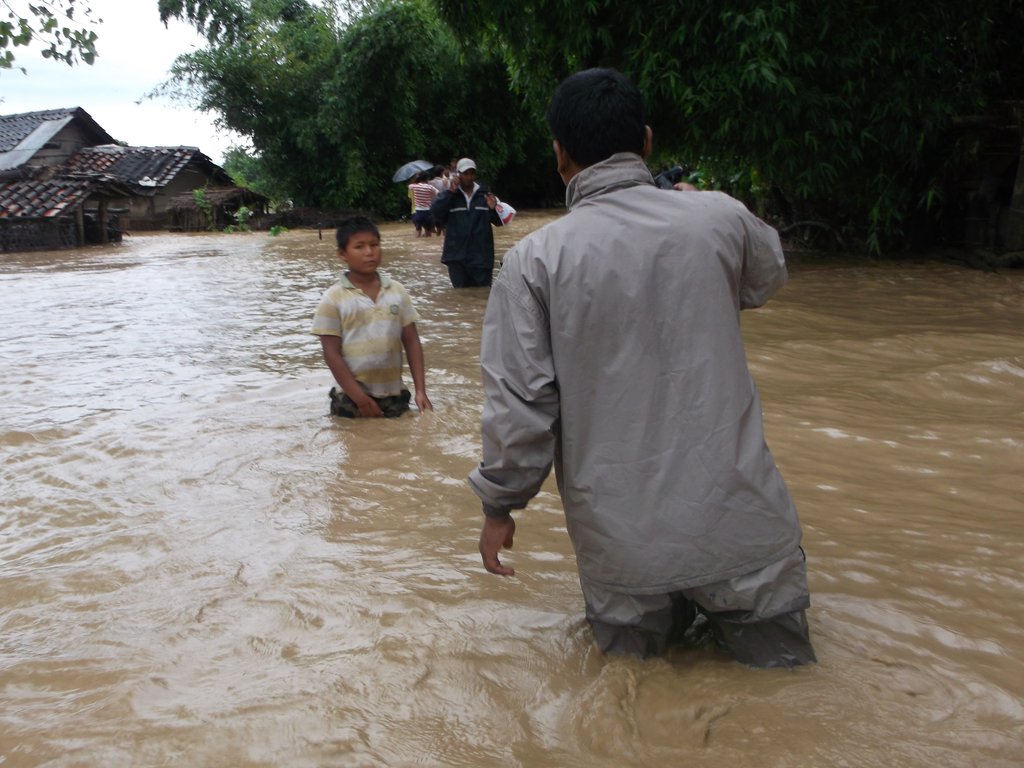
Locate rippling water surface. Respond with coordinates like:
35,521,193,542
1,215,1022,767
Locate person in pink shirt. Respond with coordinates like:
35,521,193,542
407,172,438,237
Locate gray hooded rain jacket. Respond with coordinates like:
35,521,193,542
468,153,804,595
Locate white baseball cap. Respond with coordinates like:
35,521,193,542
456,158,477,173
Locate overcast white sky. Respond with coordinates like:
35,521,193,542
1,0,243,164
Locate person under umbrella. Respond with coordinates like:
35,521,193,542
407,172,438,237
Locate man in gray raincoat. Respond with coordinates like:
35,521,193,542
469,68,816,667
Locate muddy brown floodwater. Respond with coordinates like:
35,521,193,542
1,212,1022,767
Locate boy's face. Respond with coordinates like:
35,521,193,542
339,231,382,276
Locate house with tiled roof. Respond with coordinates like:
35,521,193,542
0,107,116,174
1,107,266,252
63,144,245,230
1,108,132,251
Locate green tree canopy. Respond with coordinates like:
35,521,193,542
161,0,344,205
437,0,1024,250
164,0,548,213
158,0,1024,249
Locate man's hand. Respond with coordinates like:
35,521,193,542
485,192,497,210
479,515,516,576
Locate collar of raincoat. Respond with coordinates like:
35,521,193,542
565,152,655,210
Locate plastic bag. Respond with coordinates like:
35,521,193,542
494,199,517,225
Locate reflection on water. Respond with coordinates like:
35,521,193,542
1,218,1022,767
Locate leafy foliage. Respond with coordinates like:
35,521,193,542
319,0,547,212
159,0,1022,247
436,0,1024,250
0,0,99,73
157,0,367,41
192,186,215,229
165,0,548,213
222,144,291,207
161,0,342,204
225,204,253,231
157,0,247,43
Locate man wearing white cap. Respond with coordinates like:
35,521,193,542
430,157,504,287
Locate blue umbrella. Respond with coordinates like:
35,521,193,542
392,160,433,183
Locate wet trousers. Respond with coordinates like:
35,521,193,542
446,261,493,288
580,547,816,668
328,387,411,418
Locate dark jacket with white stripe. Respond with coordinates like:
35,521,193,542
430,184,503,267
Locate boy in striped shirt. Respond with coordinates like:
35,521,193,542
312,217,432,417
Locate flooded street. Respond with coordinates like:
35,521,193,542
1,213,1022,767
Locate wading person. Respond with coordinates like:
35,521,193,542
430,158,503,287
469,68,816,667
407,172,437,237
312,216,432,418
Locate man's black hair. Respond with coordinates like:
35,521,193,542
545,68,646,168
336,215,380,250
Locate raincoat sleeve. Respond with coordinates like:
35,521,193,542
430,190,455,226
738,206,788,310
468,260,559,516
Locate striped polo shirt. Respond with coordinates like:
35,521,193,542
311,273,420,397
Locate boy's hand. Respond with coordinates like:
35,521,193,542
479,515,516,576
356,397,384,417
415,391,433,413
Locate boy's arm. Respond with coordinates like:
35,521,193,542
401,323,432,413
318,335,384,417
